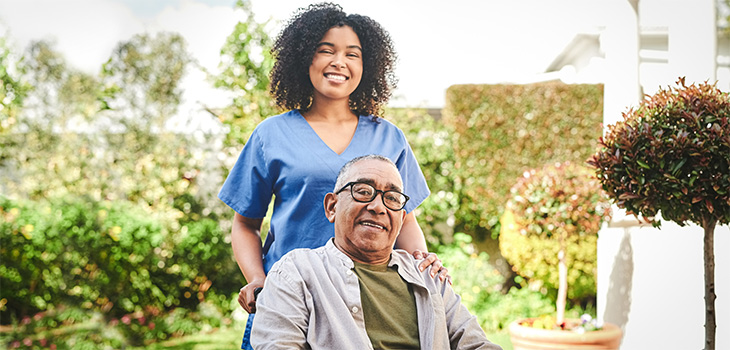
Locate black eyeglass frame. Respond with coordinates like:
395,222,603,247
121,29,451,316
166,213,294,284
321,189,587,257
335,181,410,211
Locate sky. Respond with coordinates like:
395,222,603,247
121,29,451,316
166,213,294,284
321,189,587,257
0,0,619,129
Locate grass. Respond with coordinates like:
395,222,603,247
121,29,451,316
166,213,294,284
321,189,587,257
487,330,514,350
129,327,514,350
129,327,243,350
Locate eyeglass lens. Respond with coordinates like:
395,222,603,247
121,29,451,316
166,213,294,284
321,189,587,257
351,183,406,210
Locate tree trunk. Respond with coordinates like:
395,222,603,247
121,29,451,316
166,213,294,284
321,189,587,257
556,247,568,327
702,216,717,350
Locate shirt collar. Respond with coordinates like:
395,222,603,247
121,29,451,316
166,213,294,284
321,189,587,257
324,238,425,287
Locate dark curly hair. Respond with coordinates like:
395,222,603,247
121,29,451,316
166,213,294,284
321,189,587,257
270,2,398,117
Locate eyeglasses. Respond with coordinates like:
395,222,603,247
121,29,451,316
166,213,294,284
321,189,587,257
335,181,410,211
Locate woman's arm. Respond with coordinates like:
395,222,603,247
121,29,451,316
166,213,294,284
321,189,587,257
395,211,449,282
394,211,428,252
231,212,267,313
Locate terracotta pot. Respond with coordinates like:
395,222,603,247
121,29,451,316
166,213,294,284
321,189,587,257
508,318,623,350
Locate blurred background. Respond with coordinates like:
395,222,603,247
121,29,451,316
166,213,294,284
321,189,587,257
1,0,728,349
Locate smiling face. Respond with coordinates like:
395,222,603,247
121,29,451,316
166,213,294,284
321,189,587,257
309,25,363,105
324,158,406,264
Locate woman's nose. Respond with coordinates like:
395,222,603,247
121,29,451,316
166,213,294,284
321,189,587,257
330,55,345,68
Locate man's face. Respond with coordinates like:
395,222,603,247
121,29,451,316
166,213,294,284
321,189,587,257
325,159,407,264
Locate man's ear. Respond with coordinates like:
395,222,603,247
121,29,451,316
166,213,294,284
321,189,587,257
323,192,337,223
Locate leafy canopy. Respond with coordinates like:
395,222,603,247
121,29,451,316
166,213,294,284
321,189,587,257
588,78,730,227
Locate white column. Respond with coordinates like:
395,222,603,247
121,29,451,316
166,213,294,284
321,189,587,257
597,0,641,338
600,0,641,128
668,0,717,83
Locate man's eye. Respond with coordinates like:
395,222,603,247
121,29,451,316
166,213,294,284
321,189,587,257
355,188,373,196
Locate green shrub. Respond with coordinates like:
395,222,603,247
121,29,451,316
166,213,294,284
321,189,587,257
435,232,580,332
0,195,241,346
499,161,611,325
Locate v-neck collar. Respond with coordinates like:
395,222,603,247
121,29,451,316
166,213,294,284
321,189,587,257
294,109,363,157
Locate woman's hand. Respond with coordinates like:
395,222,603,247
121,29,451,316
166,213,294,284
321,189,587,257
238,278,265,314
231,213,267,314
412,250,451,284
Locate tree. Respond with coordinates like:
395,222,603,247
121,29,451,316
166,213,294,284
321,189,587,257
0,32,29,134
213,0,277,149
500,162,611,327
101,32,191,130
588,78,730,350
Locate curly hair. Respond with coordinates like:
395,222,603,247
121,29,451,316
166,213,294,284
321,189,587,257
270,2,398,117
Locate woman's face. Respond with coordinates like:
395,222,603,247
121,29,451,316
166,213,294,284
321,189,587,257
309,25,363,104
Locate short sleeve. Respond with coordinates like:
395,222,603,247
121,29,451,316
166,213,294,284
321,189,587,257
218,130,274,218
395,130,430,214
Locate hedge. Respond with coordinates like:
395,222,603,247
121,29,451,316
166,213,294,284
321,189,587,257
443,82,605,240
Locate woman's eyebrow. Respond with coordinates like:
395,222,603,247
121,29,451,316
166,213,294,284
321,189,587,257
316,42,362,52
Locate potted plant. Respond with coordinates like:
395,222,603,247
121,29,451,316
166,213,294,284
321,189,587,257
500,161,622,349
588,78,730,350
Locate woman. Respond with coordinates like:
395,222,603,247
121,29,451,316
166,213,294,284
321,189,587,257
218,3,446,348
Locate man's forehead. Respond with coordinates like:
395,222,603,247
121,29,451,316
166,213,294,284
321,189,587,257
346,160,402,188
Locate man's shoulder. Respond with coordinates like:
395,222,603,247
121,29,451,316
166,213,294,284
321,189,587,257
271,246,318,266
392,249,446,290
268,245,333,275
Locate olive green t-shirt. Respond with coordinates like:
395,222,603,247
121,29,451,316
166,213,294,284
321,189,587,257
352,260,420,350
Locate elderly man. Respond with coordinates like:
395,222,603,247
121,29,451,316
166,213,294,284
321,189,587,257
251,155,501,350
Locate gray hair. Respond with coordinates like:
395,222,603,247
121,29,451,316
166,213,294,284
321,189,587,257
334,155,398,191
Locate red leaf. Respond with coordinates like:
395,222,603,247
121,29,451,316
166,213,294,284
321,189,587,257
619,193,641,200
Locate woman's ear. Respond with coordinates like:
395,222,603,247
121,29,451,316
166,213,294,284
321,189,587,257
323,192,337,223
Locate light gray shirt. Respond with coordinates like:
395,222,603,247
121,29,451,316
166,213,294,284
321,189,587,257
251,239,502,350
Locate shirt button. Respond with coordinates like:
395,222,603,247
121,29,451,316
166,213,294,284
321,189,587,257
346,270,353,276
351,306,359,314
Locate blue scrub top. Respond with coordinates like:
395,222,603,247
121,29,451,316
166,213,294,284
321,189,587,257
218,110,430,273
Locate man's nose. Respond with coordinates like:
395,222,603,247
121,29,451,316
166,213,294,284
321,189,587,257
365,193,387,213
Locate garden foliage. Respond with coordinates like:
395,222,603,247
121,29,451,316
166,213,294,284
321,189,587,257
443,82,604,240
0,195,241,346
435,233,589,332
499,161,611,324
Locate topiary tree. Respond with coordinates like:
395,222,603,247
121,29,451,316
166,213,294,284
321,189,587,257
500,161,612,327
588,78,730,350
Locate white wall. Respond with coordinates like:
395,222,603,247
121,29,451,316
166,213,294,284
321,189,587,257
597,216,729,350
